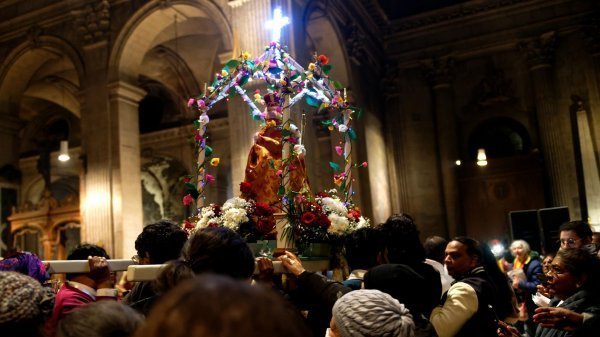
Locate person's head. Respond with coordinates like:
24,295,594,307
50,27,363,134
559,221,592,249
66,243,110,281
509,240,531,260
57,301,143,337
330,289,415,337
155,227,255,293
0,271,55,337
444,237,482,278
134,220,188,264
423,235,448,264
546,248,596,300
0,251,47,283
135,274,311,337
344,227,381,271
363,264,427,318
378,214,425,265
542,252,556,275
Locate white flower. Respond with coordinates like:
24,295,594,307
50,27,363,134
293,144,305,155
199,114,210,125
337,124,348,133
223,197,249,211
320,197,348,216
327,213,349,235
221,208,248,231
196,206,217,229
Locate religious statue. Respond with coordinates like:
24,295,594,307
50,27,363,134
240,93,311,206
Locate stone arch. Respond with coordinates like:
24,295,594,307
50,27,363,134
303,2,351,87
467,117,532,160
109,0,233,84
0,36,84,118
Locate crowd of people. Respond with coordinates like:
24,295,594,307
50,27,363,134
1,217,599,337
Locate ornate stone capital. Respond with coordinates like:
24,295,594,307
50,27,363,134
73,0,110,45
583,13,600,57
518,31,557,70
344,23,367,66
422,57,455,89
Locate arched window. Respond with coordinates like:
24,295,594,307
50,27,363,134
467,118,531,160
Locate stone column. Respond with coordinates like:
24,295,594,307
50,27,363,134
229,0,272,56
519,32,574,209
108,81,145,259
76,1,143,258
227,0,273,196
383,64,411,215
423,57,458,238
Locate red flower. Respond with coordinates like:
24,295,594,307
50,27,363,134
182,194,194,206
182,176,191,183
183,219,195,230
301,212,317,226
256,218,276,236
254,202,274,217
318,54,329,65
213,204,222,216
316,214,331,229
240,181,252,194
348,209,361,221
316,191,329,198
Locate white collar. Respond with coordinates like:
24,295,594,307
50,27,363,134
67,281,96,300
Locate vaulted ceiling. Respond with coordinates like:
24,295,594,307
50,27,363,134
376,0,469,21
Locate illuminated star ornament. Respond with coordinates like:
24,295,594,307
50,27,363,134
265,7,289,42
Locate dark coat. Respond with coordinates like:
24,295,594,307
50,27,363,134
536,289,600,337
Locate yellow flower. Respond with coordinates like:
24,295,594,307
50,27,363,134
328,125,334,131
254,93,262,101
210,158,220,166
308,63,316,70
221,69,228,77
306,72,313,79
266,120,277,127
242,51,251,60
280,79,287,86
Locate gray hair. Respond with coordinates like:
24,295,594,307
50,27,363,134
57,301,143,337
510,239,531,256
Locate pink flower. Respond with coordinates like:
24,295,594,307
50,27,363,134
187,98,195,107
362,162,368,167
205,174,215,183
335,146,343,156
182,194,194,206
276,170,283,177
197,99,206,108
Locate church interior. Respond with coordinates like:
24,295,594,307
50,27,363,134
0,0,599,260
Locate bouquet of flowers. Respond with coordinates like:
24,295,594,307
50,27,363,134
191,196,276,241
285,190,370,249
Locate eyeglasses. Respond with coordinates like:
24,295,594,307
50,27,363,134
558,238,581,247
546,264,567,276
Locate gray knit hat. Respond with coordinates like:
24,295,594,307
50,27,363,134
332,289,415,337
0,271,54,324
